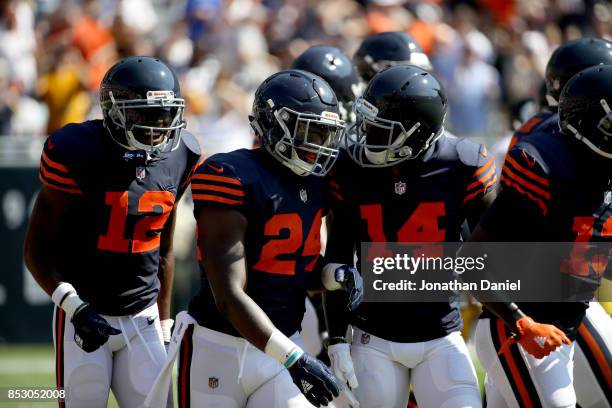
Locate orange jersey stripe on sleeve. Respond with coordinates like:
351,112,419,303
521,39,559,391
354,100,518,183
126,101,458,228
192,173,242,186
191,183,245,197
505,154,549,187
41,150,70,174
500,175,548,216
38,174,82,195
473,156,494,177
464,174,498,204
40,164,78,186
502,165,551,200
467,161,497,192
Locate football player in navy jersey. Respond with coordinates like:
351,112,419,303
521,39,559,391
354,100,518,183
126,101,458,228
322,65,495,408
471,65,612,407
351,31,488,359
291,44,366,366
146,69,363,408
496,38,612,408
506,38,612,154
24,56,201,407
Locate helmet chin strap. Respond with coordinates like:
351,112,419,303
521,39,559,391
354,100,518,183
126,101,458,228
566,123,612,160
362,121,420,165
364,145,413,164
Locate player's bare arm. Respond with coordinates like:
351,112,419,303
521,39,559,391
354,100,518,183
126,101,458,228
322,206,358,342
25,184,121,353
465,189,497,231
157,206,177,343
197,194,340,407
197,206,278,350
321,206,361,390
24,185,77,296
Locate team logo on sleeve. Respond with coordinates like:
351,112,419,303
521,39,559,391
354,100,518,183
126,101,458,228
208,377,219,389
394,181,406,195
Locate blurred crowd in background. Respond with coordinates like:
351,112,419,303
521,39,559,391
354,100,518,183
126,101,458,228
0,0,611,336
1,0,611,153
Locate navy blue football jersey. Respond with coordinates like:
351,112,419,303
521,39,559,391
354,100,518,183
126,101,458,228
188,148,326,337
506,111,556,154
39,120,201,315
326,132,497,342
480,124,611,338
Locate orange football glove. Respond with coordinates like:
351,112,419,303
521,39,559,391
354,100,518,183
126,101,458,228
499,317,571,359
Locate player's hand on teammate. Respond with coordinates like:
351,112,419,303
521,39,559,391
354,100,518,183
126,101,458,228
334,265,364,311
328,342,358,389
288,352,340,407
500,316,571,359
71,304,121,352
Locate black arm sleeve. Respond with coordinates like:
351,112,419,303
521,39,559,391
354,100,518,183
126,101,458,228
322,204,358,343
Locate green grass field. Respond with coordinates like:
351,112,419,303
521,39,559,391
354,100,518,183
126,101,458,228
0,344,118,408
0,343,486,407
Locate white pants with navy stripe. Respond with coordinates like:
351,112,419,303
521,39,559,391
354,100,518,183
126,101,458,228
349,327,481,408
176,320,315,408
475,318,576,408
52,303,167,408
574,302,611,408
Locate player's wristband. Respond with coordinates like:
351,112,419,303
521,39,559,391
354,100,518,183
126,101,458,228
265,329,304,368
51,282,85,320
160,319,174,343
322,263,342,291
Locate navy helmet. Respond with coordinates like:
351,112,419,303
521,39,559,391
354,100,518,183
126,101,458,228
100,56,186,153
353,32,432,82
249,69,345,176
350,65,446,167
559,64,612,159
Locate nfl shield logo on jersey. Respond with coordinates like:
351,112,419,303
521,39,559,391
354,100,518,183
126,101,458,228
209,377,219,389
300,189,308,203
136,166,146,180
361,333,370,344
394,181,406,195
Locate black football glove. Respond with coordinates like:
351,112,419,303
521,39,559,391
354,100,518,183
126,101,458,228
288,353,340,407
334,265,364,312
71,304,121,353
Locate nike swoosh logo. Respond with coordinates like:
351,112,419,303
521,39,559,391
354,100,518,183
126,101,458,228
146,316,156,325
207,164,224,173
419,168,449,178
